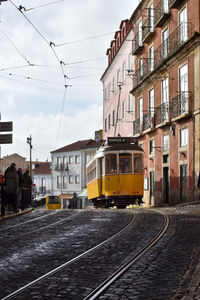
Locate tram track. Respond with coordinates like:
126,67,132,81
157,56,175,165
1,211,137,300
0,210,169,300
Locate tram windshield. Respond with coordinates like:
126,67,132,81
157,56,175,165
105,154,117,174
134,154,143,173
119,153,132,173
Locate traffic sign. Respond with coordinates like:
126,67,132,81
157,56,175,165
0,134,12,144
0,122,13,132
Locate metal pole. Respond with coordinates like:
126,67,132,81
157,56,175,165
26,135,33,178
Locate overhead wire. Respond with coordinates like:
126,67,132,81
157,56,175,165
20,0,65,11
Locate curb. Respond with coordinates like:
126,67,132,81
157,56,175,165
0,208,34,222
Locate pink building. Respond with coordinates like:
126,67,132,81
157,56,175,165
101,20,135,138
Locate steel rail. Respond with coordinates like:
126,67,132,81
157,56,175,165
0,210,59,231
83,210,169,300
1,210,82,241
1,211,137,300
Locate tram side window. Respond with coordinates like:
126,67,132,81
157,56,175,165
105,154,117,174
119,153,132,173
87,161,96,183
134,154,143,173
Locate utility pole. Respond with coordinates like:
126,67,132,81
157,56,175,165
26,135,33,178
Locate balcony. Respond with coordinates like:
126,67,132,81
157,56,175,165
169,0,183,9
143,111,155,131
133,58,154,89
171,92,192,120
154,22,194,69
133,119,142,135
155,102,170,126
142,17,155,43
154,0,170,28
132,32,144,55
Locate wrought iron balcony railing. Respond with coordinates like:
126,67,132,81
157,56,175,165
154,22,194,69
132,31,144,55
133,58,154,89
142,16,154,43
169,0,183,9
143,111,155,131
133,118,142,135
154,0,170,28
155,102,170,126
171,91,192,119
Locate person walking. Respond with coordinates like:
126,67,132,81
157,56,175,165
23,170,32,207
5,163,19,213
17,168,24,211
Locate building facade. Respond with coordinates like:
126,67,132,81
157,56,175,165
32,162,51,197
51,139,102,199
102,0,200,206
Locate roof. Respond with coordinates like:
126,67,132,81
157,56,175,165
51,139,102,154
33,162,51,175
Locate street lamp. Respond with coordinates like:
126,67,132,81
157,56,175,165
26,134,33,178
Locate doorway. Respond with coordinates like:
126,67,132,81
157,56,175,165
163,167,169,204
150,171,155,206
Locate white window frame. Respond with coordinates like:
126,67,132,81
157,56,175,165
75,175,80,184
180,127,188,147
162,135,169,151
69,175,73,184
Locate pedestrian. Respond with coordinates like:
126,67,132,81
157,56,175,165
0,174,5,216
17,168,24,211
23,170,32,207
5,163,19,213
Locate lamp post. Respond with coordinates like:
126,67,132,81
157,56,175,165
26,135,33,178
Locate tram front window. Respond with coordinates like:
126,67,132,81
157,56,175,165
119,153,132,173
106,154,117,174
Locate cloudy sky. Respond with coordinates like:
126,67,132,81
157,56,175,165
0,0,138,162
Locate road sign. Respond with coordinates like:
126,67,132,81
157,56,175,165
0,134,12,144
0,122,13,132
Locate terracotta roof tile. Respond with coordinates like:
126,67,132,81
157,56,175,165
33,162,51,175
51,139,102,154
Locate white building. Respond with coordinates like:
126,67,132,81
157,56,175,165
51,139,102,207
32,162,51,197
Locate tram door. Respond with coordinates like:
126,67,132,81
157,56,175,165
99,158,104,196
150,171,154,206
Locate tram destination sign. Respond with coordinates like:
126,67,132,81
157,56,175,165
0,121,13,132
107,137,138,145
0,134,12,144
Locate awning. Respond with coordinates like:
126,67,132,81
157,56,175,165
78,188,88,198
60,193,74,199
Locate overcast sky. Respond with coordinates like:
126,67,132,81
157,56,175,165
0,0,138,162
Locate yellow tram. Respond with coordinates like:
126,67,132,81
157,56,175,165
86,137,144,208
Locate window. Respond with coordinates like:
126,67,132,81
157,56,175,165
162,77,169,122
117,69,121,84
75,175,80,184
104,88,107,101
149,45,154,71
87,160,96,183
149,139,155,154
117,105,120,121
75,155,80,164
180,128,188,147
179,64,188,92
69,156,73,164
139,98,143,126
69,175,73,183
57,176,61,189
112,110,115,126
122,100,126,119
179,6,187,42
105,154,117,174
63,176,67,189
86,154,91,163
112,76,115,93
149,89,154,119
149,3,154,32
128,53,132,71
162,28,169,58
128,94,133,114
138,19,143,46
122,61,126,81
119,153,132,173
139,57,143,79
108,83,111,99
105,118,107,132
162,135,169,151
134,154,143,173
108,114,111,129
57,157,62,170
63,156,67,168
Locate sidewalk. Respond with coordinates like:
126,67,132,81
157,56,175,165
0,206,33,222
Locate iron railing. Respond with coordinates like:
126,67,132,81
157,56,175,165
143,111,154,131
169,0,182,9
132,31,143,55
133,118,141,135
133,58,154,89
154,22,194,68
154,0,170,27
155,102,170,126
171,91,192,119
142,16,154,42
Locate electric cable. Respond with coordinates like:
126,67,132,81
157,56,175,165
20,0,65,11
